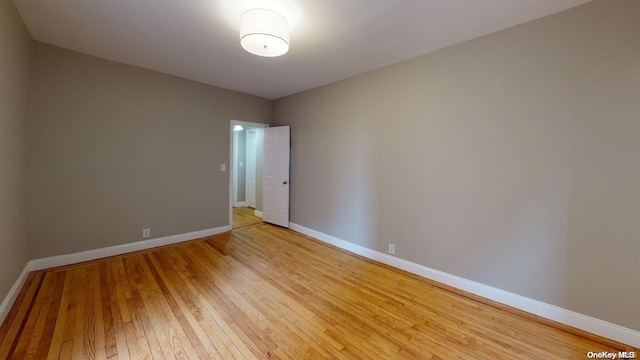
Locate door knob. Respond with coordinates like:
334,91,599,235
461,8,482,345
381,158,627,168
283,181,288,185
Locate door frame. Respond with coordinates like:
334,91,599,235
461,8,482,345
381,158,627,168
229,120,269,228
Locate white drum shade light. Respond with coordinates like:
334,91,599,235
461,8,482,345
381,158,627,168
240,9,290,57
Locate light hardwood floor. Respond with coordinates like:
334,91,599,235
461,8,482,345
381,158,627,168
0,224,635,359
233,207,263,229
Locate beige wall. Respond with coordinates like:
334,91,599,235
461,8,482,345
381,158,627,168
0,0,32,301
28,42,272,258
274,0,640,331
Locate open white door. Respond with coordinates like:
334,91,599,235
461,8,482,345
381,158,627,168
263,126,290,227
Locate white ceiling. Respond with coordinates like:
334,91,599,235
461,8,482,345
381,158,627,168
14,0,592,100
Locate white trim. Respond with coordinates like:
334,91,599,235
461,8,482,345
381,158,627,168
289,222,640,348
0,264,31,325
29,226,230,271
234,202,248,207
254,210,263,218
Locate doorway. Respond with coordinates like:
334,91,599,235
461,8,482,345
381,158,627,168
230,120,268,229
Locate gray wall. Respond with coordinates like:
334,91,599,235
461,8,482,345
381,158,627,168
28,42,272,259
0,0,31,301
274,0,640,331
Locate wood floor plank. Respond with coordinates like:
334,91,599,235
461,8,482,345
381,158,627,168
24,271,59,359
34,271,66,359
98,262,118,359
144,253,223,359
0,272,37,344
130,288,167,360
219,229,454,358
70,267,87,359
192,240,345,359
12,272,53,359
0,272,43,358
186,241,314,359
233,207,263,229
46,271,73,360
1,223,637,359
105,260,131,360
92,265,108,360
181,244,277,359
139,255,203,360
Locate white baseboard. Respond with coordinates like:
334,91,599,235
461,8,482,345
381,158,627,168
234,202,248,207
0,263,31,326
254,210,263,218
289,222,640,348
29,226,231,271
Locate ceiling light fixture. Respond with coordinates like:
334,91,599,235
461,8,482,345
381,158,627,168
239,8,289,57
233,125,244,131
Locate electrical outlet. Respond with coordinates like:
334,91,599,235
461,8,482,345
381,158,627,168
388,244,395,255
142,228,150,239
221,163,226,172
